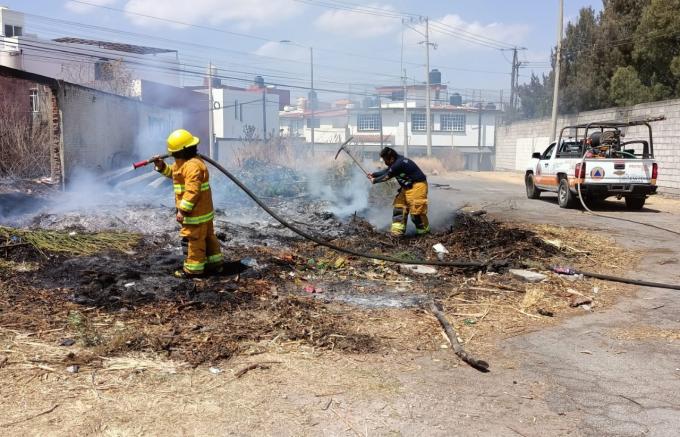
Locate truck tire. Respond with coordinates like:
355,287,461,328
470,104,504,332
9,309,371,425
625,196,646,210
525,173,541,199
558,178,577,209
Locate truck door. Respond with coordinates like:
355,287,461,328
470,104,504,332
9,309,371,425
553,140,583,184
534,143,555,189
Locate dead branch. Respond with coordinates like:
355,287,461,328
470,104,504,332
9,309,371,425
234,361,281,378
428,302,490,373
0,404,59,428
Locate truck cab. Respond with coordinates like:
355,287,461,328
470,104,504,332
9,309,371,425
525,118,662,209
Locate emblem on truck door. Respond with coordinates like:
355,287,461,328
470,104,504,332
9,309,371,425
590,167,605,179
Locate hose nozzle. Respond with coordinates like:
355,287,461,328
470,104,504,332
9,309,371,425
132,154,170,169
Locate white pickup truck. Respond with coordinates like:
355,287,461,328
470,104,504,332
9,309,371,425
524,119,661,209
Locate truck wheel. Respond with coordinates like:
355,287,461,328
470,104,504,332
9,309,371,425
525,173,541,199
558,179,576,209
625,196,646,210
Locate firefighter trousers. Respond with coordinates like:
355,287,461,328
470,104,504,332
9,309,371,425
180,220,223,275
391,182,430,236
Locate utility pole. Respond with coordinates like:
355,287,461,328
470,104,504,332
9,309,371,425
207,62,215,159
424,17,432,157
477,95,483,171
377,93,384,147
403,69,409,157
509,48,518,111
262,88,267,142
310,46,315,156
400,20,408,157
550,0,564,142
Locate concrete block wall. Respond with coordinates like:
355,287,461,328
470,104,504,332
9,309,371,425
495,100,680,194
59,83,181,180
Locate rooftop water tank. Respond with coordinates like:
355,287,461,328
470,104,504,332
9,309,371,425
429,69,441,85
449,93,462,106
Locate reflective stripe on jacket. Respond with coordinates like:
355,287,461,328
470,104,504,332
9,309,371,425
158,157,214,224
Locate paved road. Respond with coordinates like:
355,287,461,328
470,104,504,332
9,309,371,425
431,171,680,436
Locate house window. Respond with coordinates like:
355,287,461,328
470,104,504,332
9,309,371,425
440,114,465,132
357,113,381,131
4,25,22,37
411,113,430,132
29,89,39,113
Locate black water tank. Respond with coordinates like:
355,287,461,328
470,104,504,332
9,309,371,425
429,69,441,85
254,75,265,87
449,93,462,106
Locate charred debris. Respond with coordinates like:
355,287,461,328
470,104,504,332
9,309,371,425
0,159,619,368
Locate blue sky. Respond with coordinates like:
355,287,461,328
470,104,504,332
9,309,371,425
6,0,601,102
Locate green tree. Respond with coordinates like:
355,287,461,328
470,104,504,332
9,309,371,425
517,73,552,119
558,7,609,113
609,66,651,105
633,0,680,98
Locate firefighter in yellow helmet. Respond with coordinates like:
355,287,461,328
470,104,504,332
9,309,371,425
153,129,223,278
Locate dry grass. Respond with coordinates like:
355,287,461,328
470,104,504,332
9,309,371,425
0,86,52,178
0,226,140,256
410,157,447,175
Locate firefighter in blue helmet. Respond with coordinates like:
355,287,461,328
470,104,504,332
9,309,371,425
368,147,430,236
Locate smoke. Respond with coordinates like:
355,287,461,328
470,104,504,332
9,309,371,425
306,164,371,218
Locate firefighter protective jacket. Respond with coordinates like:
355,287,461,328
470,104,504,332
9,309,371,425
159,157,214,225
371,155,427,189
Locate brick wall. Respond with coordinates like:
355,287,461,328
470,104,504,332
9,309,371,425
495,100,680,195
0,72,56,180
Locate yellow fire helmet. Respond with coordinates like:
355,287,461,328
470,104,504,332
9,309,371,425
167,129,200,153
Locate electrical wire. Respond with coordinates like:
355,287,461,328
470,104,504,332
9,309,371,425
47,3,518,77
6,40,508,106
22,12,515,79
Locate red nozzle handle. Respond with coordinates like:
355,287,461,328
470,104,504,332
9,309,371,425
133,159,150,169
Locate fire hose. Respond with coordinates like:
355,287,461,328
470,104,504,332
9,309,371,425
575,154,680,237
131,154,680,290
197,154,484,269
131,153,483,268
201,155,680,291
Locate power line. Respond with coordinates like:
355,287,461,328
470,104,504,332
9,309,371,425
56,2,518,74
21,16,415,84
294,0,517,49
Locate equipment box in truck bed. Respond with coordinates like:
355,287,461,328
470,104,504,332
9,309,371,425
524,118,663,210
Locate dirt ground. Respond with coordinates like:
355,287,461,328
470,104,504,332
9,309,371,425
1,171,679,436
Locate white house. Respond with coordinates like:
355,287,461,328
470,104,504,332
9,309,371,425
211,86,280,157
0,6,181,95
280,106,349,144
280,79,499,169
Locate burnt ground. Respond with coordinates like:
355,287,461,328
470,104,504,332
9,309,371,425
1,204,621,370
2,169,675,435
